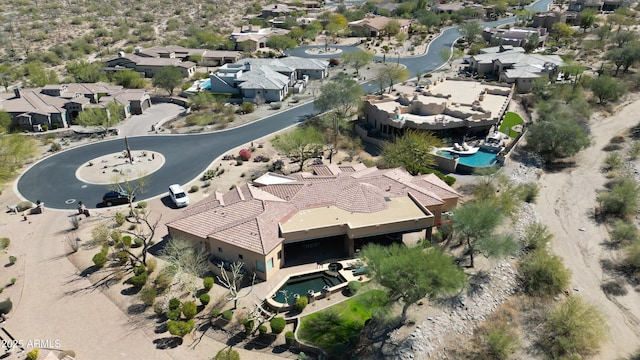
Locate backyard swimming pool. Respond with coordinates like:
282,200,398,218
199,79,211,90
437,148,499,168
271,271,347,305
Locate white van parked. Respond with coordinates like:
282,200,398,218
169,184,189,207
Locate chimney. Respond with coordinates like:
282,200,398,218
13,87,21,98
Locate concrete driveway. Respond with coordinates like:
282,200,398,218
116,103,184,137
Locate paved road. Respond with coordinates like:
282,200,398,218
17,0,552,209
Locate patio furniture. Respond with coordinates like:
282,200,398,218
353,267,369,276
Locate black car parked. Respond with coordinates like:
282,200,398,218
102,191,133,206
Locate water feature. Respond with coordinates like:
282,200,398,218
437,148,499,168
271,271,346,305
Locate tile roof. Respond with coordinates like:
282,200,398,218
166,166,459,255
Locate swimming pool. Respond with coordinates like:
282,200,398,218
437,148,498,167
271,271,346,305
199,79,211,90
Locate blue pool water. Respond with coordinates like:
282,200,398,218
272,271,346,304
437,148,498,167
200,79,211,90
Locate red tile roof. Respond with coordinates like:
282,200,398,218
166,166,459,255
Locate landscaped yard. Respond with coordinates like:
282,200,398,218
499,112,524,138
298,289,388,354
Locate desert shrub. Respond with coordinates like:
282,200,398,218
258,325,268,335
240,101,255,114
610,220,639,245
167,308,181,321
129,272,148,287
134,264,146,276
114,212,126,227
140,287,157,306
222,309,233,321
117,251,129,265
200,293,211,306
519,182,539,203
443,175,456,186
519,250,571,297
295,296,308,312
146,258,157,273
92,251,108,268
133,237,143,248
348,281,362,295
136,201,147,209
9,278,16,285
624,242,640,278
215,348,240,360
121,235,132,247
478,323,520,360
203,277,214,291
628,141,640,160
26,349,38,360
601,280,628,296
8,256,16,265
521,223,552,252
189,185,199,193
50,142,62,152
541,297,607,359
598,176,640,218
270,317,286,334
211,309,221,318
202,169,216,180
285,331,295,340
154,270,173,291
16,201,33,212
169,297,181,310
167,319,195,338
270,102,282,110
235,159,243,166
182,301,197,320
329,58,340,66
242,318,255,334
0,238,9,250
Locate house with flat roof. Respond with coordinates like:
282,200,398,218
0,83,151,131
104,52,196,78
348,16,412,37
231,26,291,52
166,165,460,281
482,27,548,48
568,0,630,11
208,57,328,102
136,45,241,66
359,79,512,139
469,45,564,92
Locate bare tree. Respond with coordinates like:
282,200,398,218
159,238,209,297
116,209,162,267
216,261,256,310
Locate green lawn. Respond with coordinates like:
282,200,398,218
499,112,524,138
298,290,388,353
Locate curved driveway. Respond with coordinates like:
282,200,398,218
18,0,552,210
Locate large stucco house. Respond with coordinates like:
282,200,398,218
469,45,564,92
166,164,460,281
0,83,151,131
208,57,329,103
104,52,197,78
348,16,412,37
359,79,512,140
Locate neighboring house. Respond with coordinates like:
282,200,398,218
568,0,630,11
532,11,579,29
374,2,401,15
482,27,548,48
208,57,328,102
348,16,412,37
138,45,241,67
166,164,460,281
469,45,564,92
230,26,291,52
261,4,295,18
0,83,151,130
432,1,485,15
359,80,512,138
104,53,196,78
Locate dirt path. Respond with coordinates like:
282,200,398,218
536,96,640,359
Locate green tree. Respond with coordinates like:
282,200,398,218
166,319,195,337
458,22,483,45
541,297,607,358
272,126,324,172
111,70,146,88
159,239,209,296
362,243,466,322
379,129,442,175
75,102,124,131
0,111,11,133
214,348,240,360
314,77,363,118
525,118,590,162
452,202,516,268
612,30,635,48
152,66,183,96
383,19,401,39
66,61,107,83
266,35,297,52
24,61,58,87
376,63,409,92
579,8,598,32
341,50,373,76
519,250,571,297
590,75,627,104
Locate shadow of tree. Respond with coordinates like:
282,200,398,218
155,322,167,334
226,332,246,347
80,265,100,277
127,303,147,315
121,286,142,296
244,335,275,350
153,337,183,349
